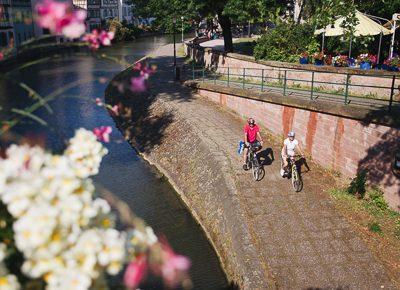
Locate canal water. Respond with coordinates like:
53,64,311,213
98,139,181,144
0,36,228,289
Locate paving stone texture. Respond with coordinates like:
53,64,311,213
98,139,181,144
109,44,397,290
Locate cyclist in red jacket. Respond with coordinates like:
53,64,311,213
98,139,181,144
243,117,263,170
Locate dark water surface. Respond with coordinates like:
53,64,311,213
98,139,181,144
0,36,228,289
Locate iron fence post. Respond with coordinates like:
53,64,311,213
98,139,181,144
192,63,195,80
261,69,264,92
389,75,396,112
242,68,246,89
202,67,205,82
227,67,230,87
214,69,217,85
344,74,350,105
310,71,315,100
283,70,287,96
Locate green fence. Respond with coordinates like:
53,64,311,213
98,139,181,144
186,64,399,111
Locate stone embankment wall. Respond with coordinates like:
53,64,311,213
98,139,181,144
185,81,400,210
185,43,400,102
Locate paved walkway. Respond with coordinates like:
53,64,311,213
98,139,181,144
134,45,396,289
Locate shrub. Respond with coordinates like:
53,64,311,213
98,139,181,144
107,19,143,42
253,22,319,63
367,187,388,211
347,171,366,199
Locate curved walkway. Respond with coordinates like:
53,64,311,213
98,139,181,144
109,44,396,289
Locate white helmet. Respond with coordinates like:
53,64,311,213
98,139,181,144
288,131,295,137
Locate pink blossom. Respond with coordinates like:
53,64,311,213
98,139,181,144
107,104,119,116
98,77,108,84
93,126,112,143
130,76,147,93
0,52,3,61
133,62,155,79
99,30,114,46
124,255,148,289
158,240,191,288
35,0,86,39
95,98,103,106
82,29,114,50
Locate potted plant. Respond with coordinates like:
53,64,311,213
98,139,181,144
357,53,377,70
333,55,349,67
313,52,324,66
325,54,333,66
299,52,309,64
383,55,400,71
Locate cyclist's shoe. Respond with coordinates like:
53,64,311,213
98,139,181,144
243,164,248,171
280,168,285,177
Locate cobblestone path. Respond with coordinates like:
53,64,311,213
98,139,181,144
135,44,396,289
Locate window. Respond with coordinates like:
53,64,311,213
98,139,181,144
0,32,7,47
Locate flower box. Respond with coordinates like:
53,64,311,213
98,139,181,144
357,53,377,69
299,57,309,64
360,62,371,70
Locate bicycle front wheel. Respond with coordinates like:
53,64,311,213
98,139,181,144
292,167,303,192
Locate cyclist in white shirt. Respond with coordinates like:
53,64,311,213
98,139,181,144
281,131,304,177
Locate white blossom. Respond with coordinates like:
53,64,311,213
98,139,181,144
0,243,7,263
65,129,108,178
46,268,91,290
0,274,20,290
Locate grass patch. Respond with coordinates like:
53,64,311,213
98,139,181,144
368,222,382,234
328,185,400,286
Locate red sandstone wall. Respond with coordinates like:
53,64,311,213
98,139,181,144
198,89,400,210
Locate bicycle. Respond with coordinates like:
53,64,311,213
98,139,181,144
282,155,303,192
244,143,265,181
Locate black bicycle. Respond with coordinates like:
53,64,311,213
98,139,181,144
282,155,303,192
244,143,265,181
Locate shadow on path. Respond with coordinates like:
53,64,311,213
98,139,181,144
105,55,195,154
357,107,400,210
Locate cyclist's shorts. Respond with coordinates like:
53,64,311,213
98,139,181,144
249,141,262,149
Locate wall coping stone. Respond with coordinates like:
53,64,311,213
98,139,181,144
185,80,400,129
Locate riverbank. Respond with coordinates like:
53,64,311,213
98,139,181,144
105,44,397,289
0,41,89,73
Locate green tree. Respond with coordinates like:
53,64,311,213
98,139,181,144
131,0,287,52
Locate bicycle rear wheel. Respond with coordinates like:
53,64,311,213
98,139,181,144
292,167,303,192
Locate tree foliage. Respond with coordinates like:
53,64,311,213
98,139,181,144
253,21,319,62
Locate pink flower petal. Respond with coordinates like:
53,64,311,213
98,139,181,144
95,98,103,106
93,126,112,143
130,76,147,93
124,256,147,289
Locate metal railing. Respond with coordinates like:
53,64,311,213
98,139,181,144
185,64,399,111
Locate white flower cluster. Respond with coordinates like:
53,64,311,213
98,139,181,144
0,243,20,290
0,129,124,290
65,128,108,178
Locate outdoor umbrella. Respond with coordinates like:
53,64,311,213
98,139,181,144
315,10,392,60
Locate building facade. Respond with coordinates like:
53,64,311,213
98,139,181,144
100,0,118,23
0,0,14,48
119,0,133,24
87,0,100,30
11,0,34,46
